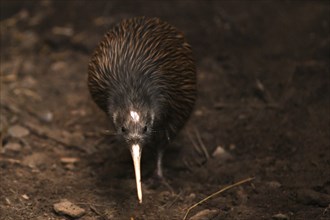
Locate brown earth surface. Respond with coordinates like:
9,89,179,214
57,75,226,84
1,1,329,219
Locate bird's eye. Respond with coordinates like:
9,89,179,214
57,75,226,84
121,127,127,133
143,126,148,133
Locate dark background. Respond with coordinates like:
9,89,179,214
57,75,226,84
1,1,329,219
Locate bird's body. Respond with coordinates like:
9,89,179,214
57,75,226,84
88,17,196,203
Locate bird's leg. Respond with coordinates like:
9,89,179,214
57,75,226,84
156,148,164,178
150,147,174,193
150,130,174,193
156,129,170,178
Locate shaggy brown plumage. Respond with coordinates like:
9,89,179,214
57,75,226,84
88,17,196,203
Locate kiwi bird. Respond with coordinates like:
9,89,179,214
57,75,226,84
88,17,196,203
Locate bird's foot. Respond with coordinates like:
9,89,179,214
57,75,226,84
145,171,175,194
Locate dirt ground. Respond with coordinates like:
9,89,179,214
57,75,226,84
1,1,329,219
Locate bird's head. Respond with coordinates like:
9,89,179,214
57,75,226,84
110,106,156,203
112,108,155,147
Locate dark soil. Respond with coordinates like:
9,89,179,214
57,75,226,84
1,1,329,220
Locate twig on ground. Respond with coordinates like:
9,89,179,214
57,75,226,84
0,158,21,164
162,191,182,209
214,102,280,110
183,177,255,220
90,204,107,220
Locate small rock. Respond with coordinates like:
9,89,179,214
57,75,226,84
70,109,87,116
22,194,29,200
296,189,330,207
8,125,30,138
39,111,53,122
51,61,67,72
53,199,85,218
60,157,79,170
187,193,196,200
212,146,226,157
5,197,11,205
60,157,79,164
189,209,218,220
4,142,22,152
212,146,232,160
194,109,203,116
272,213,289,220
64,163,75,170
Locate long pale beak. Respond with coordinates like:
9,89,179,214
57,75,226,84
131,144,142,203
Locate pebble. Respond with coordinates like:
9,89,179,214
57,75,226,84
53,199,85,218
51,61,67,72
39,111,53,123
22,194,29,200
272,213,289,220
189,209,218,220
212,146,232,160
5,198,11,205
60,157,80,164
8,125,30,138
4,142,22,152
187,193,196,201
212,146,226,157
60,157,80,170
194,109,204,116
